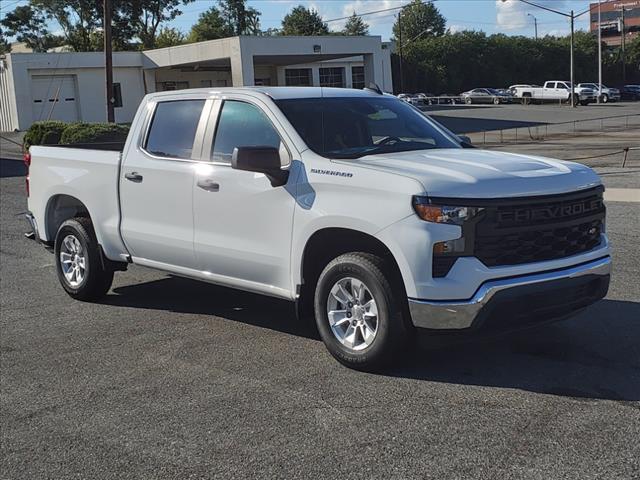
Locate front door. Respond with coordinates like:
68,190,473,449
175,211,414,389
193,98,297,297
120,97,208,269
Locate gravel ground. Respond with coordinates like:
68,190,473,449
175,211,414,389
1,141,639,479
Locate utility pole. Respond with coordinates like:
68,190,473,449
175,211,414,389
570,10,575,107
104,0,115,123
598,0,602,103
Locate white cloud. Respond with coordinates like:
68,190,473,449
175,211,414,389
448,24,466,33
495,0,571,31
336,0,409,30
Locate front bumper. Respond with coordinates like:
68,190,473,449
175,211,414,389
408,256,610,331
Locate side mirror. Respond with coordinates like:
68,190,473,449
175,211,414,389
457,135,475,148
231,146,289,187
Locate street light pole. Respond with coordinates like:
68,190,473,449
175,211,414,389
528,13,538,40
570,10,575,107
598,0,602,103
503,0,591,108
397,10,403,93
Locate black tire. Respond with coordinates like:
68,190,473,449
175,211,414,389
493,96,500,105
313,252,410,370
54,217,114,301
580,100,589,106
465,97,472,105
521,95,531,106
601,93,609,103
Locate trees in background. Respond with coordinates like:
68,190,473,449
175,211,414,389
0,27,11,54
114,0,194,50
395,30,639,94
281,6,329,36
154,27,185,48
0,6,63,52
343,13,369,36
392,0,446,49
219,0,261,35
188,7,231,42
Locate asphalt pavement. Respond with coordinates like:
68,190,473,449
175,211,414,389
1,146,639,479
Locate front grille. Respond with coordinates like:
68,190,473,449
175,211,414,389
474,187,605,267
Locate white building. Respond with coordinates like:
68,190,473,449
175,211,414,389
0,35,393,132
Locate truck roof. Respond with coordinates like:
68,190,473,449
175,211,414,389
145,86,385,101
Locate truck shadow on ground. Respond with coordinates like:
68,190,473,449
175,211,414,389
105,276,639,401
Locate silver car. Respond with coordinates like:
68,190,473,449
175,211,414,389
461,88,511,105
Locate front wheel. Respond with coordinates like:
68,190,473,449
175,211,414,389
55,218,114,301
465,97,472,104
314,252,409,370
601,93,609,103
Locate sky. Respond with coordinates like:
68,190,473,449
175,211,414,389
0,0,596,42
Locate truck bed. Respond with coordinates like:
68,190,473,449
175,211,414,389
27,145,128,260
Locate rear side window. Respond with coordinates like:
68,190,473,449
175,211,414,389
211,100,283,164
145,100,205,159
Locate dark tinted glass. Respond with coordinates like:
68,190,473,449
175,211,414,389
276,97,459,159
145,100,205,159
212,101,282,164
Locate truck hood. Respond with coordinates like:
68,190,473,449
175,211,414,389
340,149,601,198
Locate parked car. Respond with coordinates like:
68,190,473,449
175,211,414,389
512,81,596,106
460,88,511,104
621,85,640,100
577,83,621,103
397,93,419,105
25,87,611,370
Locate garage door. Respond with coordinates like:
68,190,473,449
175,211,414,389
31,75,79,123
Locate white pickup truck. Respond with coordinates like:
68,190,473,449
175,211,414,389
513,81,597,106
26,87,611,370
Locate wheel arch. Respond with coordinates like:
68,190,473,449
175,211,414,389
297,228,407,317
45,194,92,241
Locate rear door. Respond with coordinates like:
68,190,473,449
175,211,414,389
119,95,210,269
192,96,297,297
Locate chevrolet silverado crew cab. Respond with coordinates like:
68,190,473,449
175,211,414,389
25,87,611,370
513,81,596,105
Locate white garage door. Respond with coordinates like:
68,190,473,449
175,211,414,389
31,75,79,123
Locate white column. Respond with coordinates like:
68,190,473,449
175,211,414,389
311,67,320,87
363,54,376,89
231,53,254,86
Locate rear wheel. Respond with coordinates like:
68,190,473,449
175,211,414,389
465,97,472,104
601,93,609,103
493,96,500,105
521,95,531,106
55,218,114,301
314,252,409,370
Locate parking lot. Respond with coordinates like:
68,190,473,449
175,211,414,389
1,115,639,478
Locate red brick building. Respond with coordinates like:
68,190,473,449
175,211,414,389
590,0,640,46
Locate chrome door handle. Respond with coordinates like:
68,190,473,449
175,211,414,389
125,172,143,183
197,178,220,192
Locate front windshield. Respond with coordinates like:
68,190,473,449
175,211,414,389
275,96,460,159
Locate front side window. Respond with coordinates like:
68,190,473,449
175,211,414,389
145,99,205,159
276,96,460,159
211,100,284,164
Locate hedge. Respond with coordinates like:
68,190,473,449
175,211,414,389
23,121,68,149
24,121,130,149
59,123,130,145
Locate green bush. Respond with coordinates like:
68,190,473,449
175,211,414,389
23,121,68,150
59,123,130,145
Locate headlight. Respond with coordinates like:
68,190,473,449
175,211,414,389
412,196,483,225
